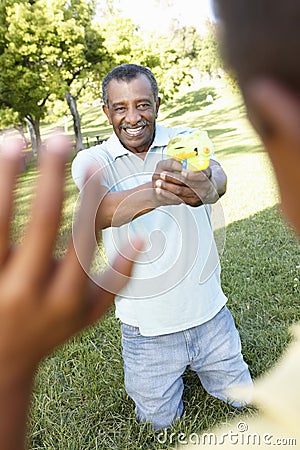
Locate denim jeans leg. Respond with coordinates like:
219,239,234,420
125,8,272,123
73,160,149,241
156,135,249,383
190,307,252,406
121,323,187,430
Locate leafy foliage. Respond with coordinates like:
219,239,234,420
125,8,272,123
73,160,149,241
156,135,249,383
0,1,225,148
196,21,223,77
0,0,108,150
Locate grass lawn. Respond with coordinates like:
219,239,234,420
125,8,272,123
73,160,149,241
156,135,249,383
14,81,299,449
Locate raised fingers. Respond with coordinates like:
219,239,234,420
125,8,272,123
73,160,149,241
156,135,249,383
47,170,144,338
0,138,23,265
19,135,71,280
60,165,102,289
83,237,145,326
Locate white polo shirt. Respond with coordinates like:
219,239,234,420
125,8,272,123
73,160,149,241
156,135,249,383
72,124,227,336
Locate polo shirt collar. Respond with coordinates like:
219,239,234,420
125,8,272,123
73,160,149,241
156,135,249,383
105,125,170,161
105,133,129,160
151,124,171,148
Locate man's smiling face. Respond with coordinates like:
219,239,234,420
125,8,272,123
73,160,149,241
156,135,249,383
102,74,161,157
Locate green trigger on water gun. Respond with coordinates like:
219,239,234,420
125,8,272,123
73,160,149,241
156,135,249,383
166,129,213,171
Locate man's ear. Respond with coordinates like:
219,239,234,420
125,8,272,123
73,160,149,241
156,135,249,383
102,105,112,125
155,97,161,118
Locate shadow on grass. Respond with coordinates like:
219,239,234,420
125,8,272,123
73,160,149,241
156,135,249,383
218,142,263,158
162,87,219,120
218,205,299,378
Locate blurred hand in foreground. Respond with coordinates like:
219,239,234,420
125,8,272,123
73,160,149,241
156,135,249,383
0,134,142,450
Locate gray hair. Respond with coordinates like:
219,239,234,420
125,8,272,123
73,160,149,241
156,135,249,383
102,64,159,106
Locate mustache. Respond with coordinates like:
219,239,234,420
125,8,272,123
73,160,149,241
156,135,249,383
119,120,150,129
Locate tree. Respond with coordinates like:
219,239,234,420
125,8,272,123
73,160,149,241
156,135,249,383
172,25,202,62
0,0,71,152
0,0,110,153
0,107,28,147
135,33,192,100
196,21,222,78
0,0,209,154
100,15,192,101
54,0,112,151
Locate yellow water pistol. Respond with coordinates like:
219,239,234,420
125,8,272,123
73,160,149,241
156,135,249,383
166,129,213,171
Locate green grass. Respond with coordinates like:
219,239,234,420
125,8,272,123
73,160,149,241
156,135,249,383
14,81,300,449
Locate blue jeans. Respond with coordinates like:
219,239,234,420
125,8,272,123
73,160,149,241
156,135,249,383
121,306,252,430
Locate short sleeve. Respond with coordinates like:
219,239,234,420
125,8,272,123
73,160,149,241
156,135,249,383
71,148,110,191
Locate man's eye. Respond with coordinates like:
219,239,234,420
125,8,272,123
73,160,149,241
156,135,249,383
138,104,150,110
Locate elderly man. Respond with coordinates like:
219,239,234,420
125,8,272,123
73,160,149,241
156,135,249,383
72,63,252,429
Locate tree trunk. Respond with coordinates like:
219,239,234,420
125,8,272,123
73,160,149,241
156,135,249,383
65,91,83,152
25,116,41,155
14,123,28,148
